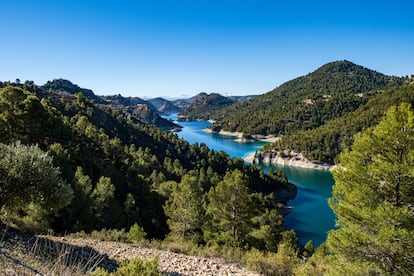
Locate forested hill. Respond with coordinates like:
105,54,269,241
42,78,106,104
264,83,414,164
172,92,208,109
148,97,182,114
211,60,404,135
101,94,180,130
41,79,179,130
179,93,236,121
0,81,295,251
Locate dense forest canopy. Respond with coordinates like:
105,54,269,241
265,83,414,164
211,60,404,136
0,81,294,252
1,62,413,274
178,93,236,121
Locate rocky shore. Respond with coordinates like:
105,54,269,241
245,150,335,171
203,129,279,143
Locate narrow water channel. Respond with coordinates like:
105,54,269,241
168,116,335,247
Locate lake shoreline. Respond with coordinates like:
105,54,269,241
203,128,280,143
175,119,335,248
244,151,336,171
202,128,335,170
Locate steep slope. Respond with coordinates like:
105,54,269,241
258,83,414,164
228,95,258,102
211,60,404,135
102,94,180,130
179,93,236,121
127,104,181,130
0,82,294,241
102,94,148,106
148,97,182,114
42,82,178,130
172,92,208,109
42,79,106,104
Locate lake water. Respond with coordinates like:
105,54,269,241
169,117,335,248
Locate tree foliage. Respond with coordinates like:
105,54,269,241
0,82,291,241
204,169,286,249
325,103,414,275
163,175,204,240
0,142,73,228
266,83,414,164
211,60,404,136
205,170,253,246
179,93,236,121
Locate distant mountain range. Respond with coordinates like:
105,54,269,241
36,79,259,130
40,79,180,130
10,59,412,166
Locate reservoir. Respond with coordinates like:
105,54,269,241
171,117,336,248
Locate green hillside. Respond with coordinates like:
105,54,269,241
0,81,294,250
211,60,404,135
179,93,236,121
263,83,414,164
148,97,182,114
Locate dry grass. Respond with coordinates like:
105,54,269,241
0,224,117,276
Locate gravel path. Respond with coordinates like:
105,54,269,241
45,236,260,276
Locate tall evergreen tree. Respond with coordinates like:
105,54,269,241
326,103,414,275
205,169,253,246
163,175,204,239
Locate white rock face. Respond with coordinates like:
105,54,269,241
245,150,335,171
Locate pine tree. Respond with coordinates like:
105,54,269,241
163,175,204,239
326,103,414,275
205,169,253,246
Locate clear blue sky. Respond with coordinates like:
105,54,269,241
1,0,413,98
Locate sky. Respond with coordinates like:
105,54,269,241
1,0,413,99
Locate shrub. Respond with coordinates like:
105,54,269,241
127,223,146,243
91,257,160,276
90,228,127,242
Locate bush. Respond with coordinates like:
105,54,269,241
91,257,160,276
0,142,73,231
244,249,278,276
90,228,128,242
244,243,300,275
127,223,147,243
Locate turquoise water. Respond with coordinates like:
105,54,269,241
269,165,336,247
176,120,267,158
170,117,335,248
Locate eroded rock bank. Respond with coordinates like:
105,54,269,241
245,150,335,171
203,128,280,143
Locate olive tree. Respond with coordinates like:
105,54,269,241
0,142,73,224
